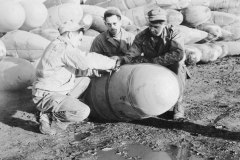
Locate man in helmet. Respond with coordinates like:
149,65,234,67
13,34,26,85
114,7,190,121
32,21,119,135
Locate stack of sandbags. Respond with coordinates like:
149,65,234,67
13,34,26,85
19,0,48,31
94,0,211,11
94,0,179,11
1,30,50,62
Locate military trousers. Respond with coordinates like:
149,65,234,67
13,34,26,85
32,77,91,123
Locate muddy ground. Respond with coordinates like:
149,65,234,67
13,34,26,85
1,56,240,160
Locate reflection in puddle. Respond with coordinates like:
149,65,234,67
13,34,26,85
81,144,205,160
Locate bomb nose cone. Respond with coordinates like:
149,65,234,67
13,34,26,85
128,64,180,116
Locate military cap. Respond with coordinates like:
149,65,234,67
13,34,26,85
104,9,122,20
58,21,84,34
147,7,167,22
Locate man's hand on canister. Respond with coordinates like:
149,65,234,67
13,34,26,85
131,56,153,63
110,56,125,70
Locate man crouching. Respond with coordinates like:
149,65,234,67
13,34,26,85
32,21,118,135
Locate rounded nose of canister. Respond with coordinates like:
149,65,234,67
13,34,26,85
127,64,180,116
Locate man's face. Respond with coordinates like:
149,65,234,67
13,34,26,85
69,31,83,48
105,15,122,35
149,22,166,36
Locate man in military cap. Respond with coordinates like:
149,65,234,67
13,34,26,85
90,9,135,65
116,7,190,120
32,21,119,135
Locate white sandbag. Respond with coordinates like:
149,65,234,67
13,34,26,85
196,23,222,43
166,9,183,25
190,0,210,7
30,58,40,69
14,0,46,2
81,5,132,33
223,41,240,56
176,25,208,44
2,30,50,62
30,28,60,41
41,3,83,30
95,0,179,11
222,23,240,41
79,35,95,51
209,0,240,11
43,0,81,8
85,0,109,5
0,57,35,91
214,42,229,58
0,0,26,32
218,7,240,17
19,0,48,31
208,43,223,61
218,28,234,41
209,11,240,27
185,45,202,65
79,13,93,32
0,40,6,61
181,5,212,27
123,25,142,36
84,29,100,37
191,43,221,63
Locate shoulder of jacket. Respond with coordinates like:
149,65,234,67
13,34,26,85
96,31,108,40
135,28,148,41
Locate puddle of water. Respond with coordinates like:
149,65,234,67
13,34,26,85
88,144,205,160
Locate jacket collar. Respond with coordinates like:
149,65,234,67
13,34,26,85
143,27,167,44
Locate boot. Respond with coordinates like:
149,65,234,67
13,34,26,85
173,103,185,120
38,112,57,136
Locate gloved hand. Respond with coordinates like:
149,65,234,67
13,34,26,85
131,56,152,63
110,56,124,70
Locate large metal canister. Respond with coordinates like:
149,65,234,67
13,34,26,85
85,64,181,122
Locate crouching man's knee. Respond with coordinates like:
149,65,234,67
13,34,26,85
53,97,90,122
